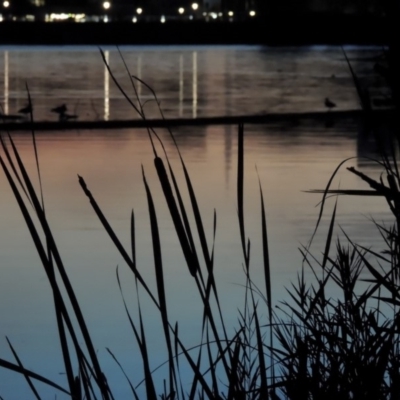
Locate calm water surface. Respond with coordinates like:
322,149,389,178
0,45,392,398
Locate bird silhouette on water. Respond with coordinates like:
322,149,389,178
324,98,336,111
51,104,67,115
18,104,32,115
51,103,78,122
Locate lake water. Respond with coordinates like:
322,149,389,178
0,45,393,399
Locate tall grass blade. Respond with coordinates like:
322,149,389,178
131,210,136,266
1,138,109,398
6,337,41,400
342,47,372,113
205,326,220,398
321,199,338,270
10,154,109,398
257,173,272,320
257,172,275,395
0,358,69,395
137,307,158,400
142,167,176,397
0,134,31,204
53,294,76,399
78,175,159,307
237,123,248,268
153,156,199,277
308,156,355,244
73,375,82,400
171,332,214,399
25,85,45,209
116,47,145,118
115,268,157,400
99,48,141,116
252,306,269,399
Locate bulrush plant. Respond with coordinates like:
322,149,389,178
0,49,399,399
273,152,400,399
0,53,276,400
272,50,400,399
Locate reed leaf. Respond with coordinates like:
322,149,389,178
131,210,136,266
2,136,110,398
308,156,355,244
237,123,248,268
0,153,88,396
153,156,198,277
6,337,41,400
0,358,69,395
142,166,176,397
252,306,269,399
115,268,157,400
0,134,31,204
25,85,45,209
78,174,159,307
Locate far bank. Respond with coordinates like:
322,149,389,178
0,15,392,45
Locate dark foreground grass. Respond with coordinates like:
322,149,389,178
0,49,400,399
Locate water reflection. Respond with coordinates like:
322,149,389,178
104,50,110,121
0,45,394,399
0,123,394,399
3,51,9,115
0,45,385,122
179,54,183,117
224,125,234,188
192,50,197,119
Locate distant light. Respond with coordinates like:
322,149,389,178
104,15,108,22
136,7,142,14
75,13,85,22
218,12,223,17
210,12,217,19
228,11,234,16
178,7,184,14
3,1,10,7
50,13,70,21
0,15,3,21
249,10,256,17
160,15,165,23
132,16,137,23
102,1,110,10
191,3,198,10
202,12,206,16
189,15,193,20
48,12,85,22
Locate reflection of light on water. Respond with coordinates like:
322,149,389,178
4,51,9,115
192,51,197,119
104,50,109,121
179,54,183,117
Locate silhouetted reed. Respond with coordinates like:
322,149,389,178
0,48,399,399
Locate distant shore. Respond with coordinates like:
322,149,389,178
1,109,395,132
0,15,391,46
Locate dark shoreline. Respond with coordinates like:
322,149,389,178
1,110,395,131
0,15,391,46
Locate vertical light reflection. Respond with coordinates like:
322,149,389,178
4,51,9,115
104,50,110,121
224,125,233,190
179,54,183,117
192,51,197,119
